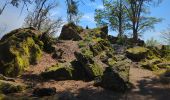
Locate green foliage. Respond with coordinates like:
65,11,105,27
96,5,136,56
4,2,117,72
124,0,162,41
146,37,160,47
94,0,128,36
66,0,81,23
116,36,127,45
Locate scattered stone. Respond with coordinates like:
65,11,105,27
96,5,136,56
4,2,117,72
160,69,170,84
33,87,56,97
0,80,26,94
52,49,64,59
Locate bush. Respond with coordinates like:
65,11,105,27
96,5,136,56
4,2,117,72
146,37,160,47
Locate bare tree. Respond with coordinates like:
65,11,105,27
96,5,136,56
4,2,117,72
161,26,170,45
0,0,31,15
23,0,63,36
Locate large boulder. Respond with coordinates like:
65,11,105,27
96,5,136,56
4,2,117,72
126,46,149,61
96,59,131,92
59,23,83,41
0,28,43,77
74,50,103,79
92,26,108,39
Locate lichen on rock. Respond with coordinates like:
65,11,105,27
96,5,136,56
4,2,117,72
95,59,131,92
74,51,103,79
0,28,43,77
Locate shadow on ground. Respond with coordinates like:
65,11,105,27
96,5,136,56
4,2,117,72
127,76,170,100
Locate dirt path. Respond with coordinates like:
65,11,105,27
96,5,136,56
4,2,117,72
127,65,170,100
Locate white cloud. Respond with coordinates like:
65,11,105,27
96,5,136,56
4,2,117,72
81,13,95,23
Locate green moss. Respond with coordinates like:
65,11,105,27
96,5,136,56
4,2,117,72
74,51,104,79
93,27,107,39
0,28,43,77
89,63,103,77
140,59,161,71
107,58,117,66
81,48,94,58
126,46,149,61
78,41,86,48
126,47,148,54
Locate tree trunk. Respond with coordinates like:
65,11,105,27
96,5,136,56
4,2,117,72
118,0,123,37
133,28,138,43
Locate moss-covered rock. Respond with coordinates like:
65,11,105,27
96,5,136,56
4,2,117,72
92,26,108,39
96,59,131,92
126,46,149,61
41,63,74,80
0,80,26,94
0,28,43,77
161,45,170,61
59,22,83,41
74,51,103,79
89,39,112,56
140,59,162,71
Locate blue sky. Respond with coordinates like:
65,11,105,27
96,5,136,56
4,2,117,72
0,0,170,43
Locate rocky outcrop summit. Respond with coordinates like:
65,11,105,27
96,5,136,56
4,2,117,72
0,23,169,99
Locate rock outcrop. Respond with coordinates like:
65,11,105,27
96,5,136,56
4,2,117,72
0,28,43,77
126,46,149,61
59,23,83,41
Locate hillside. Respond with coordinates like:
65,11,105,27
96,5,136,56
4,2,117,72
0,23,170,100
